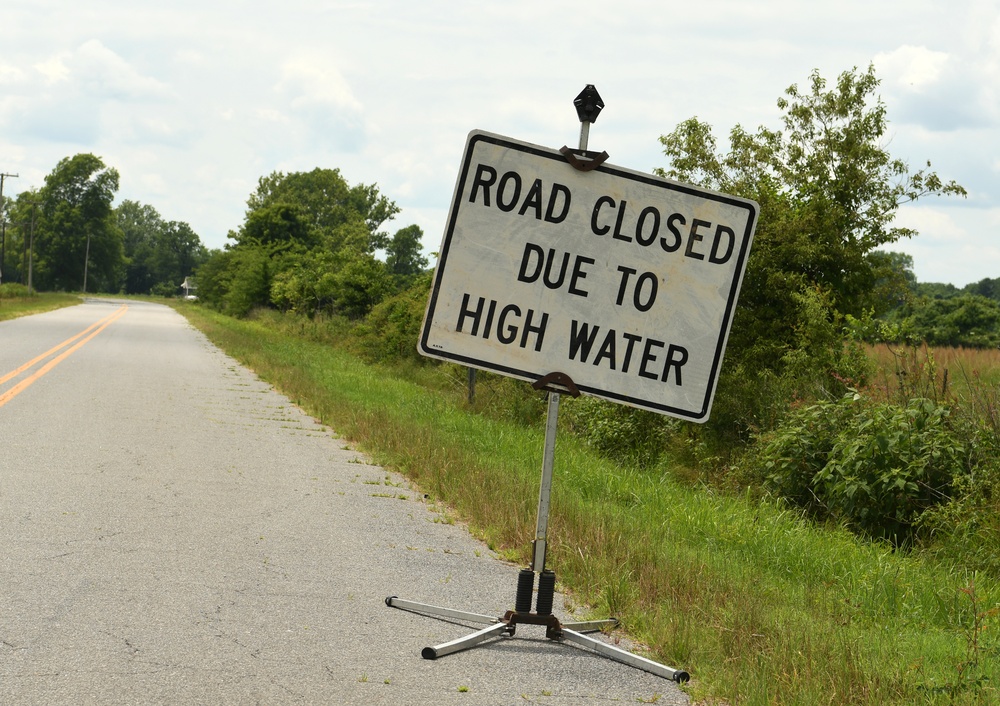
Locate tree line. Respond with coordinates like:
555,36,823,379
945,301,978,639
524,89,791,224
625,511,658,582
0,153,208,295
877,257,1000,348
194,167,427,318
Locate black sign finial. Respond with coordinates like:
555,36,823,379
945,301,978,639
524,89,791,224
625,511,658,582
573,85,604,123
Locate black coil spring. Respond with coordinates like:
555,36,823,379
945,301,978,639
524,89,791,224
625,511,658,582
536,570,556,615
515,568,535,613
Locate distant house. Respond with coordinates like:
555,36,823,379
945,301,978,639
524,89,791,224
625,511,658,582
180,277,197,300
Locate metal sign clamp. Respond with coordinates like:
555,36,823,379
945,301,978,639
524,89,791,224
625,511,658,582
532,371,580,396
560,146,609,172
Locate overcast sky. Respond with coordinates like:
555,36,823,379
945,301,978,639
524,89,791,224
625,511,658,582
2,1,997,287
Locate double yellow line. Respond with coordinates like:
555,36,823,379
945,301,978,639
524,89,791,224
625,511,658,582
0,304,128,409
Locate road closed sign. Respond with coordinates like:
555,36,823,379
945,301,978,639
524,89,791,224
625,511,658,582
419,130,758,422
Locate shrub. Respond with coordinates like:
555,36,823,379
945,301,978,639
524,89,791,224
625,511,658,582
0,283,32,299
753,392,966,544
918,369,1000,574
919,446,1000,575
328,253,391,319
355,274,431,363
702,286,874,451
151,281,178,297
223,248,272,317
562,396,678,470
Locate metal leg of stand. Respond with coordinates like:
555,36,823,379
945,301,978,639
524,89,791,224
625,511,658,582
422,621,513,660
559,628,690,683
560,618,619,632
385,596,498,625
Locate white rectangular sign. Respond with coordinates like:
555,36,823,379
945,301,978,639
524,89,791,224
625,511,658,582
420,130,758,422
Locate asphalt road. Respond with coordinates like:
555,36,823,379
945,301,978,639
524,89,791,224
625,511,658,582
0,299,689,705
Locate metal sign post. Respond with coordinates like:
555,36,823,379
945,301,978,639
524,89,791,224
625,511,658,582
385,85,728,682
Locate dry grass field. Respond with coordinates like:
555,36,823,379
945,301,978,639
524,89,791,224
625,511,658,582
865,343,1000,408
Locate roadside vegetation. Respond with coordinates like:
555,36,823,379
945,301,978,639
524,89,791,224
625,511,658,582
0,284,79,321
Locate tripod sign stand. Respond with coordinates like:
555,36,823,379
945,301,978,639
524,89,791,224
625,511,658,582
386,371,689,683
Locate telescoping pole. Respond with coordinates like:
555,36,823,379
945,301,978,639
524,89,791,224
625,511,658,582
531,88,603,573
532,390,560,572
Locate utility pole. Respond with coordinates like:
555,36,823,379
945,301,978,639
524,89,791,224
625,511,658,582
83,229,90,294
0,172,19,285
28,201,37,294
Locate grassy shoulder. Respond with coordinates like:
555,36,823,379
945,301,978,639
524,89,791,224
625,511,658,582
176,303,999,706
0,288,82,322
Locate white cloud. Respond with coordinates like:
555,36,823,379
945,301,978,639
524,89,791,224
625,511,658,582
893,205,966,242
0,63,26,84
887,204,1000,286
269,54,368,154
875,45,950,91
277,56,363,114
875,45,994,132
74,39,172,100
2,40,175,146
255,108,291,125
33,55,71,84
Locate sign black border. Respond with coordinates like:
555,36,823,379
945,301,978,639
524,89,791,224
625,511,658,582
419,131,757,422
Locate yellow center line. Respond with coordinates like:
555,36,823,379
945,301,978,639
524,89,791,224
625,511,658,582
0,308,122,386
0,304,129,409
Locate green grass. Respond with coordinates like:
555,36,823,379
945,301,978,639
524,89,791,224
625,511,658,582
177,304,999,705
0,291,81,321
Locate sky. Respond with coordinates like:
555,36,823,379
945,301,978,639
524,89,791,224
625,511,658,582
1,0,998,287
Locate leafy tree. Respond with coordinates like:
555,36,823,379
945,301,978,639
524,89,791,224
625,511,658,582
916,281,960,300
34,154,124,292
223,247,272,317
117,200,162,293
115,200,209,295
193,249,234,308
879,250,917,289
239,203,313,251
268,249,341,315
240,168,399,252
657,66,965,394
2,189,43,287
201,166,413,319
329,252,391,318
965,277,1000,302
386,224,429,277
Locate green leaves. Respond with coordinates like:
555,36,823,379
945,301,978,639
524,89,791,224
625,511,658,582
656,65,967,445
33,153,123,292
198,166,424,320
757,392,966,544
116,199,208,294
241,168,399,253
